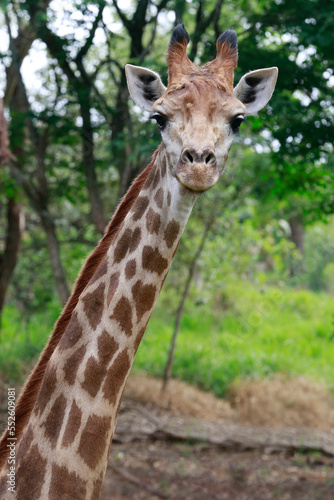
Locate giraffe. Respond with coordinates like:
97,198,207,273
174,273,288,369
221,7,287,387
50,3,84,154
0,24,277,499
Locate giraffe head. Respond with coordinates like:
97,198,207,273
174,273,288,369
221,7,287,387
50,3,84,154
126,24,278,193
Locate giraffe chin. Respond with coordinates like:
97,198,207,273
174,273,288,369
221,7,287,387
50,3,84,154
174,162,220,193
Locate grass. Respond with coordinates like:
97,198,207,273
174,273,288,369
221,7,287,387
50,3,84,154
134,282,334,396
1,281,334,396
0,302,60,384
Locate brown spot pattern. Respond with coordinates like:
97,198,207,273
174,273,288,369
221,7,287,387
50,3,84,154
154,187,164,209
110,296,133,335
90,256,108,283
146,207,161,235
58,311,83,351
43,394,66,446
102,350,131,405
125,259,136,280
34,365,57,415
142,245,168,275
16,425,34,463
143,166,155,189
98,330,119,361
167,190,172,207
132,280,157,322
92,474,105,500
16,444,46,499
113,228,131,263
49,463,87,499
164,219,180,248
132,196,149,221
129,226,141,253
172,240,181,258
107,271,120,306
78,414,111,469
113,227,141,264
115,398,123,421
81,355,108,397
62,399,82,447
161,156,167,177
0,476,7,497
153,168,160,189
133,326,147,352
82,282,105,330
63,344,86,385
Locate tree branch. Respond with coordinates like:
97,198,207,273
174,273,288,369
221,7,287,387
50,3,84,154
75,3,104,64
111,0,131,31
9,162,40,210
133,0,150,27
189,0,225,60
5,13,40,149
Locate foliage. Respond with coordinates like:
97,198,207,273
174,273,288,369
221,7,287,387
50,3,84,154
0,0,334,394
302,219,334,290
0,301,60,383
2,217,334,394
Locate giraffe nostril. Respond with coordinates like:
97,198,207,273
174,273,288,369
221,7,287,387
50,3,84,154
203,148,216,166
185,151,194,163
182,147,216,166
205,152,215,164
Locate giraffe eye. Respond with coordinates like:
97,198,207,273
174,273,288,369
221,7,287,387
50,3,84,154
230,114,245,133
150,113,168,130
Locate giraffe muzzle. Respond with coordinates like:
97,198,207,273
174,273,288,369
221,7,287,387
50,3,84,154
175,147,219,192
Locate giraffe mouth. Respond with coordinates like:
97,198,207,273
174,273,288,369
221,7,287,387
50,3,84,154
175,161,220,193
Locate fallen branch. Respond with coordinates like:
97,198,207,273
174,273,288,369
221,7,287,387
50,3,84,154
115,402,334,457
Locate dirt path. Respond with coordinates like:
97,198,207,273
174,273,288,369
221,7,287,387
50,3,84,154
103,441,334,500
101,440,334,500
100,398,334,500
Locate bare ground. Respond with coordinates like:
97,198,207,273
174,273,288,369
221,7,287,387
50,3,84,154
1,373,334,499
104,441,334,500
100,375,334,499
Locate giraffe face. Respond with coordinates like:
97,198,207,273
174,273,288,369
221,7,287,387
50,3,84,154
151,79,246,192
126,25,278,193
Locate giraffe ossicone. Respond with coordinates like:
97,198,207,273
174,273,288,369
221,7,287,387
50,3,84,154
0,24,277,499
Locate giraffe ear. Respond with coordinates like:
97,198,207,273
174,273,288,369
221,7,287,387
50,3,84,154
125,64,166,112
234,67,278,115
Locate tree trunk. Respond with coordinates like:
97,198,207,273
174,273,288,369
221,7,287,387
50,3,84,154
78,88,107,234
288,214,304,276
289,215,304,255
0,198,24,321
113,70,134,199
7,61,70,307
40,212,70,306
22,2,107,235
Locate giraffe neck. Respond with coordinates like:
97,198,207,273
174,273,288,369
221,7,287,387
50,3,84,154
4,146,196,500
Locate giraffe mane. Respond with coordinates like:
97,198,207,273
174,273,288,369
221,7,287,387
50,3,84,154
0,148,158,468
